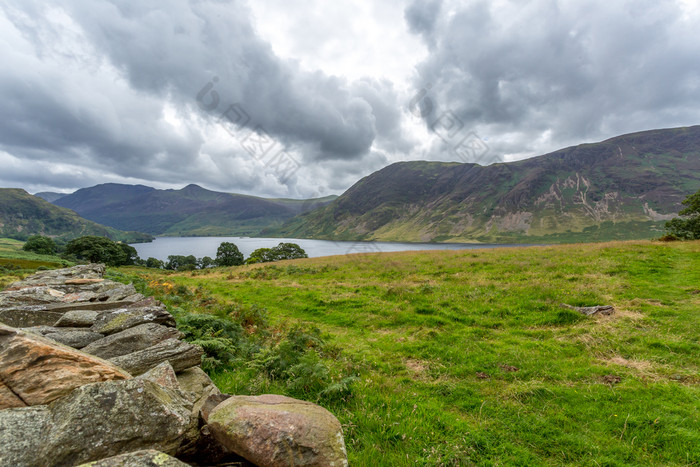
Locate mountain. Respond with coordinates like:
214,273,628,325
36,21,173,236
34,192,67,203
54,183,337,236
270,126,700,243
0,189,153,243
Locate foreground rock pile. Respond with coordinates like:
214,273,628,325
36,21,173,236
0,264,348,467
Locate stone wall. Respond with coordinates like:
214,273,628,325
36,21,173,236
0,264,348,467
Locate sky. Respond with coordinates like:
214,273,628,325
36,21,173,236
2,0,700,198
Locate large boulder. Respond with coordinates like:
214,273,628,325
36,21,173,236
76,450,190,467
110,338,203,376
0,323,130,408
0,378,196,467
82,322,183,359
207,394,348,467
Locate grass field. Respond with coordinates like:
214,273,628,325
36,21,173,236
0,238,72,287
106,240,700,466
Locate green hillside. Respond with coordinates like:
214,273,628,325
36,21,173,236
0,188,153,243
271,126,700,243
119,240,700,465
54,183,337,236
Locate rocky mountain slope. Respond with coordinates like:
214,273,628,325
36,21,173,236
53,183,336,237
0,188,152,243
270,126,700,243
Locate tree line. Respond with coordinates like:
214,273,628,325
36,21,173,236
23,236,308,269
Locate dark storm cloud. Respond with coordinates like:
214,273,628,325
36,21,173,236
0,0,407,196
46,0,385,160
407,0,700,158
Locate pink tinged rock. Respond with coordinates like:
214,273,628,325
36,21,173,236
0,323,131,408
207,394,349,467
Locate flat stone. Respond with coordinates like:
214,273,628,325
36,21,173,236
0,323,130,408
54,309,99,327
208,394,348,467
82,322,183,359
76,450,190,467
44,300,139,313
110,338,203,376
91,306,176,336
44,330,104,349
64,278,104,285
0,308,65,327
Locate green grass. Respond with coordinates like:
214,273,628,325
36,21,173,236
17,240,700,465
0,238,72,278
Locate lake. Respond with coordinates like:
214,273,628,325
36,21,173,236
131,237,532,261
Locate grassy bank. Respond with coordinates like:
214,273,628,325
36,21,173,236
114,240,699,466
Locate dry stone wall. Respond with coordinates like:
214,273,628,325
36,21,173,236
0,264,348,467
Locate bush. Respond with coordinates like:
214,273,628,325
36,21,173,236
22,235,57,255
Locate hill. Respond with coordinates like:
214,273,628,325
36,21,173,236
0,188,153,243
271,126,700,243
54,183,336,236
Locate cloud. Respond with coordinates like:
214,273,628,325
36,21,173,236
0,0,415,197
2,0,700,198
407,0,700,160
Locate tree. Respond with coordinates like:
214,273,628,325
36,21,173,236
245,243,308,264
199,256,215,269
145,257,165,269
245,247,275,265
64,236,139,266
216,242,244,266
117,243,139,266
272,242,308,261
665,189,700,239
166,255,198,271
22,235,57,255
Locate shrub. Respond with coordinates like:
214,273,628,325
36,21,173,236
22,235,57,255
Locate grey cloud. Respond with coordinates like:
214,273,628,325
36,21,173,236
404,0,442,47
408,0,700,158
1,0,412,197
53,0,382,160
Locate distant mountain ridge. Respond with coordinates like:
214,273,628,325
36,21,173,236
269,126,700,243
34,192,67,203
0,189,153,243
53,183,337,237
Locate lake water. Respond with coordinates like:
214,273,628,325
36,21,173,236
131,236,532,261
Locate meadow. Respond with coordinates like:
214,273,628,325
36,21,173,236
2,239,698,465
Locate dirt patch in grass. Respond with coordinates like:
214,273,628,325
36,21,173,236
405,359,428,378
